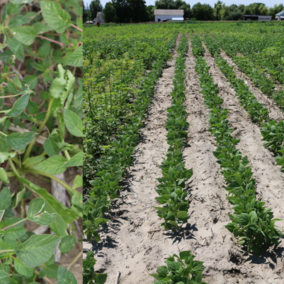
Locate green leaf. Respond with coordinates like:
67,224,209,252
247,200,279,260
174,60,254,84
10,26,37,45
157,266,168,278
34,22,52,34
64,109,82,137
6,132,35,150
0,270,10,280
29,212,56,226
15,234,60,267
5,226,27,240
38,41,51,58
95,273,108,284
0,152,16,164
72,175,82,189
176,211,189,220
7,93,29,117
20,178,78,236
27,198,45,218
23,156,45,169
59,235,76,253
0,44,7,51
14,258,34,277
21,75,38,90
12,187,26,208
57,266,77,284
40,1,71,34
7,37,24,62
65,151,83,167
0,168,9,184
64,45,82,67
44,136,59,157
0,188,11,210
34,155,67,175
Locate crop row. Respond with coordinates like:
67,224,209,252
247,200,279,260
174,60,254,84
83,34,177,244
83,34,175,186
192,35,283,255
203,36,284,172
152,35,207,284
214,36,284,111
155,35,192,230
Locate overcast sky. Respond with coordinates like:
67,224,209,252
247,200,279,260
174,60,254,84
84,0,284,8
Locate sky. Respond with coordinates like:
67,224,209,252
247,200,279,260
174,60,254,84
84,0,284,8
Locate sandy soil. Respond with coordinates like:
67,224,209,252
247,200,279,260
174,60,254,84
202,43,284,283
84,37,284,284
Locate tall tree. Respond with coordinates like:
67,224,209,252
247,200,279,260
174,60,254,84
192,2,213,20
128,0,148,22
90,0,103,20
213,1,223,20
104,2,116,22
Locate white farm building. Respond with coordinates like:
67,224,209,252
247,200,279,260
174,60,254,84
276,10,284,20
154,9,184,22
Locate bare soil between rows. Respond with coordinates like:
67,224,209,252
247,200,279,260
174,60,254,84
84,36,284,284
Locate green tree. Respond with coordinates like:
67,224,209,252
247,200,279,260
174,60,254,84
90,0,103,20
128,0,148,22
192,2,214,20
213,1,223,20
104,2,116,22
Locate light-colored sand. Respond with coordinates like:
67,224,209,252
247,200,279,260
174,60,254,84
83,37,284,284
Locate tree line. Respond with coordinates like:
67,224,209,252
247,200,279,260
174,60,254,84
83,1,284,23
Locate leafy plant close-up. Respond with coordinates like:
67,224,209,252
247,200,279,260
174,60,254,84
0,0,83,282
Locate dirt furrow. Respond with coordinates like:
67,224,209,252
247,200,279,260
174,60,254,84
203,44,284,283
89,36,182,283
221,50,284,122
184,39,239,283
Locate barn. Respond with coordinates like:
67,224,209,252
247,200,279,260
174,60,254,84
276,10,284,20
243,15,272,21
154,9,184,22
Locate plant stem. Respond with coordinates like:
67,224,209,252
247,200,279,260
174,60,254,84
3,219,27,230
38,35,64,47
23,97,54,162
28,169,75,196
8,158,20,178
0,249,14,253
67,251,82,270
0,131,7,137
71,24,83,32
64,150,71,160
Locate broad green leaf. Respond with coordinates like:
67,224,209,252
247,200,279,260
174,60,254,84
0,168,9,183
27,198,45,218
72,175,82,189
44,136,59,157
6,132,35,150
65,151,83,167
34,155,67,175
0,152,16,164
0,270,10,280
21,75,38,90
7,93,29,117
7,37,24,62
8,14,35,28
59,235,76,253
14,258,34,278
157,266,168,278
38,41,51,58
64,45,82,66
20,178,78,236
94,273,107,284
64,109,82,137
57,266,76,284
34,22,52,34
15,234,60,267
176,211,188,220
12,187,26,208
0,188,11,210
0,44,7,51
5,226,27,240
29,212,56,226
40,1,71,34
10,26,37,45
23,156,45,169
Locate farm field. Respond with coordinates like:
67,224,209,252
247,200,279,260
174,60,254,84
83,21,284,284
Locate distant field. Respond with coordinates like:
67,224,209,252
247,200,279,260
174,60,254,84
83,22,284,284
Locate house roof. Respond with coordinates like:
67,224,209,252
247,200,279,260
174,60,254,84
276,10,284,16
154,9,184,16
244,15,271,17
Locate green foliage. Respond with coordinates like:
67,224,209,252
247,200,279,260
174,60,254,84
0,0,82,281
150,250,206,284
155,35,192,230
192,36,283,255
